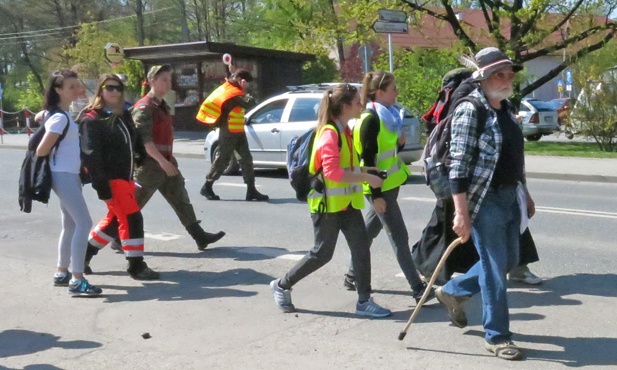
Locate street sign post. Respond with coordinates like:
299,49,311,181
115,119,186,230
373,9,408,73
378,9,408,23
372,21,408,34
104,42,124,64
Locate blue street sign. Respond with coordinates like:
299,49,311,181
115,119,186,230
0,82,3,100
557,79,563,87
565,69,573,84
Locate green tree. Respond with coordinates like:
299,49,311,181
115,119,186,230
570,41,617,151
401,0,617,97
373,47,464,116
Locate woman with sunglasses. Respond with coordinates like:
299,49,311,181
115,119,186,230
343,71,434,303
78,74,159,280
36,70,101,296
270,84,391,318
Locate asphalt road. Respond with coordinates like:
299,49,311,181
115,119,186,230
1,149,616,369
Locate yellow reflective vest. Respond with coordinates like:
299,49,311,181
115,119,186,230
353,110,410,193
307,123,364,213
196,82,246,133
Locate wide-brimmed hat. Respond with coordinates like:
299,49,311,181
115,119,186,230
147,64,173,80
471,47,522,81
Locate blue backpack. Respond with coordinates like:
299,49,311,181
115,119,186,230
286,124,340,202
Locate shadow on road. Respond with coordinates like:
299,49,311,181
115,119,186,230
98,268,273,303
462,328,617,367
150,246,307,261
0,329,101,359
509,273,617,310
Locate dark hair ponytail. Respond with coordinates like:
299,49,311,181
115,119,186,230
44,69,78,110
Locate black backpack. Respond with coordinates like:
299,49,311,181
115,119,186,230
18,109,70,213
421,71,487,199
286,123,341,202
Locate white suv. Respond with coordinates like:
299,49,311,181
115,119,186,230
204,84,423,174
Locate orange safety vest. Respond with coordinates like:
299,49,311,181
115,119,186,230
196,82,246,133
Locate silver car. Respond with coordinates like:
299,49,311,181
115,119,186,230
204,85,423,174
518,99,559,141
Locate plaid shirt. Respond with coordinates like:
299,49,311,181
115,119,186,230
448,88,526,221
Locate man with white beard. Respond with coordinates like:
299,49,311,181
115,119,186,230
434,47,535,361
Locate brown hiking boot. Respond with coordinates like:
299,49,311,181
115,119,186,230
435,287,469,328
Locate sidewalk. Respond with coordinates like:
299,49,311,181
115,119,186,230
2,131,616,183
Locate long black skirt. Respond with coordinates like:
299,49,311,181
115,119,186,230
411,198,539,285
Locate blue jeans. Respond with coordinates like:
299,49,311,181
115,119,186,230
442,187,520,344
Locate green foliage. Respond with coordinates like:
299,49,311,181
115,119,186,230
301,54,340,84
569,41,617,152
113,58,145,95
61,24,139,80
15,73,44,112
372,47,464,116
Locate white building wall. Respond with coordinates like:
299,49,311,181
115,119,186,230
522,55,572,101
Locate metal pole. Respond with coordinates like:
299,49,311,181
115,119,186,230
364,45,369,73
388,33,393,73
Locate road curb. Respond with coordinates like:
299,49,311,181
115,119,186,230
3,144,615,184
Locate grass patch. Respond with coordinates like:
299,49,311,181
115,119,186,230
524,141,617,158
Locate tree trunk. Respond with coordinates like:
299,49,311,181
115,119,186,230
135,0,145,46
179,0,191,42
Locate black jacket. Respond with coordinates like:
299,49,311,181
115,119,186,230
78,108,146,200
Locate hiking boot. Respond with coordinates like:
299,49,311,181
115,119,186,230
435,287,469,328
356,297,392,318
485,340,524,361
343,274,356,291
200,181,220,201
246,182,269,201
186,222,226,251
412,282,436,304
68,278,103,297
53,272,72,286
270,279,295,313
127,259,160,280
508,265,542,285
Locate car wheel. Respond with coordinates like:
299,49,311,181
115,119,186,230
212,145,240,175
525,134,542,141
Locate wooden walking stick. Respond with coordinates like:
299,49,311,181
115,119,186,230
398,236,462,340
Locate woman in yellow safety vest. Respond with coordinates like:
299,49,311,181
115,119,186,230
269,84,392,318
345,71,435,303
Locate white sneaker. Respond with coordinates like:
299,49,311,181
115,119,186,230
270,279,296,313
508,265,542,285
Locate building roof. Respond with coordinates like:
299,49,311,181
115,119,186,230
388,8,613,54
124,41,315,64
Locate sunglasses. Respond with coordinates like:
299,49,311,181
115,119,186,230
102,84,124,92
492,70,516,81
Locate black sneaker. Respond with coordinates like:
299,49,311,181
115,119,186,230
53,272,72,286
343,274,356,291
127,262,160,280
68,278,103,297
412,282,436,304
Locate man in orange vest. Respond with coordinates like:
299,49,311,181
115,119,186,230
196,69,268,201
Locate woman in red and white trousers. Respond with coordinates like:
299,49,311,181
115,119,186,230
78,74,159,280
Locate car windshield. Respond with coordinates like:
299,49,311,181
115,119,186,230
528,100,556,112
547,100,568,110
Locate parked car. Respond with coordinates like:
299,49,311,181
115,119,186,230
547,98,572,126
518,98,559,141
204,83,423,175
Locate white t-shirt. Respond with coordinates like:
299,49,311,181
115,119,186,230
44,111,81,174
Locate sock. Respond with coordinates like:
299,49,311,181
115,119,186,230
54,272,67,278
